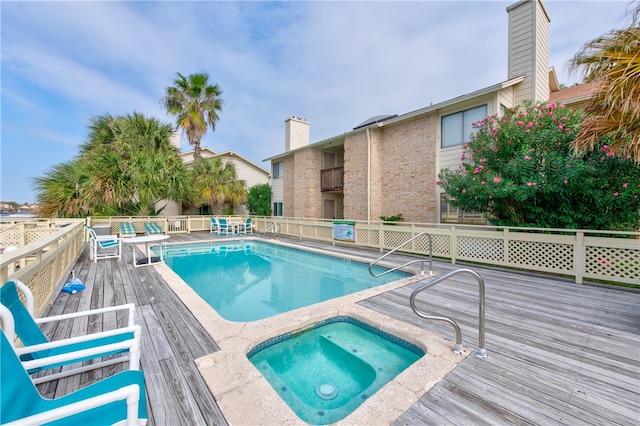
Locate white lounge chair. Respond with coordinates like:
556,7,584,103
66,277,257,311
86,225,122,262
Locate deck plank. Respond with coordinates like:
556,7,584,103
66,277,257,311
31,233,639,426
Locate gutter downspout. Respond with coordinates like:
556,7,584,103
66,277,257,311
366,128,371,223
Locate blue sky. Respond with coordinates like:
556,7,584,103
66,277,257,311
1,0,634,204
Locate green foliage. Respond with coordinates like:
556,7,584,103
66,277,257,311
438,101,640,230
34,113,192,217
189,157,246,215
380,213,404,224
246,184,272,216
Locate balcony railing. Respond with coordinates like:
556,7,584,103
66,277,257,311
321,166,344,192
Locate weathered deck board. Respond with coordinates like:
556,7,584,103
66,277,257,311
31,233,639,425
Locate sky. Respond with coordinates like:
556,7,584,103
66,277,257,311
1,0,635,204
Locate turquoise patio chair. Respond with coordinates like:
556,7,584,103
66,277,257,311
217,218,232,236
238,217,253,234
86,226,122,262
0,330,147,426
209,217,219,234
144,222,163,235
120,222,137,237
1,279,140,384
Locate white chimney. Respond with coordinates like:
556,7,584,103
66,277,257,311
285,116,310,152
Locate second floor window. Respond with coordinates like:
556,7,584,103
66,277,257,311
441,105,487,148
272,161,283,178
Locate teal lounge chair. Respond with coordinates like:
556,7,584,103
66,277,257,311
144,222,163,235
86,226,122,262
237,217,253,234
209,217,219,234
120,222,137,237
1,279,140,384
217,218,232,236
0,330,148,426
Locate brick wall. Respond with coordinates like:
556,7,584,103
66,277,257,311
344,113,438,222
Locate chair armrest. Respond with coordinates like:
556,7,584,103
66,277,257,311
95,234,120,241
3,384,142,426
16,325,141,371
34,303,136,327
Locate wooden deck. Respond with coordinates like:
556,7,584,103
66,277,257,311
34,233,639,425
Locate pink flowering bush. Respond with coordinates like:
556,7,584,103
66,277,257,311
438,101,640,230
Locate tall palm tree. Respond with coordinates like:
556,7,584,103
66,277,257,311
191,157,247,215
569,4,640,162
162,72,224,160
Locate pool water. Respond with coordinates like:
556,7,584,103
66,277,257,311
248,317,424,424
162,241,411,322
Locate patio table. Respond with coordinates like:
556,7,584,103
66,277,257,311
121,234,170,267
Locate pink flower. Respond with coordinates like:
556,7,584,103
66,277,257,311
529,148,535,152
462,189,466,194
436,180,443,185
558,124,564,130
613,192,619,196
473,168,481,174
493,177,502,183
563,179,568,184
481,181,486,185
606,151,615,157
524,155,532,160
516,120,524,126
622,183,629,188
526,182,536,187
526,122,533,129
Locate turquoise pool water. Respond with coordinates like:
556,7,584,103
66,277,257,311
162,241,410,322
248,317,424,424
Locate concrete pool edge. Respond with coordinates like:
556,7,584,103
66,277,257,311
154,239,468,425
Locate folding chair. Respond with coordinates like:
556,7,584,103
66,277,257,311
86,226,122,262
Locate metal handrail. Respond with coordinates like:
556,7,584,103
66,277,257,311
259,222,280,236
368,232,433,277
409,268,487,359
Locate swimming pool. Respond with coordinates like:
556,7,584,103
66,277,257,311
162,241,411,322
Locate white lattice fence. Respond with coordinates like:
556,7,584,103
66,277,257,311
382,229,414,249
355,228,380,247
585,246,640,281
509,240,573,272
458,237,503,261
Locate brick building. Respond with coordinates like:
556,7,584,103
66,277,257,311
265,0,598,223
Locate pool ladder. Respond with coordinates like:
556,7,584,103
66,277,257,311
259,222,280,238
369,233,487,359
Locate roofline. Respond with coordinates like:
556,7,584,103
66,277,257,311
184,149,270,174
263,76,525,162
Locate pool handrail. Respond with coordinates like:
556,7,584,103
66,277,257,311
409,268,487,359
368,232,433,277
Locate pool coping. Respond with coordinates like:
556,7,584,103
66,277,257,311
154,237,468,425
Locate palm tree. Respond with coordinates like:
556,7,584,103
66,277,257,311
35,113,192,217
33,160,91,218
162,72,224,160
190,157,247,215
569,4,640,162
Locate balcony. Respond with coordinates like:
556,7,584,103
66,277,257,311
321,166,344,192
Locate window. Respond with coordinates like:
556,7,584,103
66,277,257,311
272,161,283,179
439,194,486,224
273,202,283,217
441,105,487,148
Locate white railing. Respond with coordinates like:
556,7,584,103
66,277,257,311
0,219,86,316
251,217,639,285
2,216,636,318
